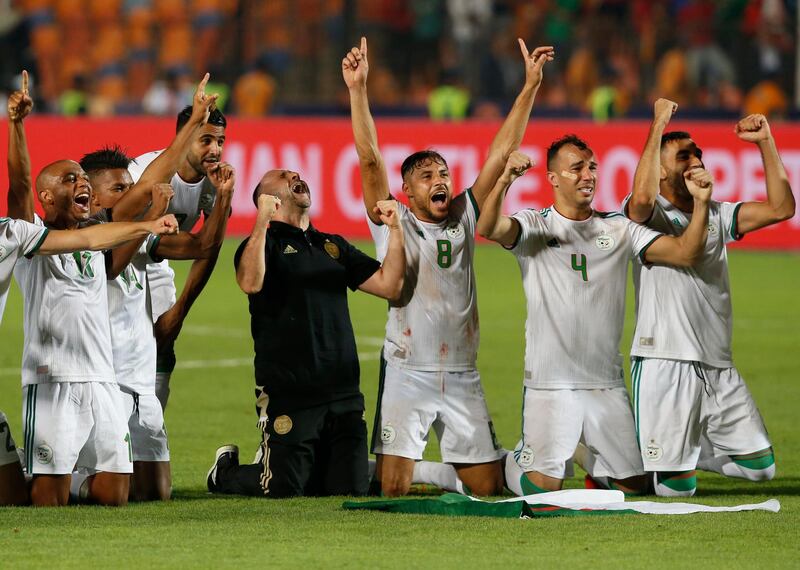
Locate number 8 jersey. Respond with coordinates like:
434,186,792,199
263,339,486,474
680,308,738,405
369,190,480,372
510,207,662,390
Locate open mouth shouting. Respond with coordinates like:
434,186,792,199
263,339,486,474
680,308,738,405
73,189,91,214
577,185,594,198
291,179,310,196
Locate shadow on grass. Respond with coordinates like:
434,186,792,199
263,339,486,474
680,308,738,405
696,477,800,497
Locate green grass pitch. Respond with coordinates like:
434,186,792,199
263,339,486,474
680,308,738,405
0,241,798,568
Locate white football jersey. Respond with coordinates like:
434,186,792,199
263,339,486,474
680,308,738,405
624,193,742,367
510,206,662,390
129,149,216,321
13,216,115,385
0,218,48,325
107,236,161,394
370,190,479,371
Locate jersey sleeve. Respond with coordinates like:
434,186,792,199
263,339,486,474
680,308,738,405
509,209,545,252
10,218,49,258
451,189,479,234
334,236,381,291
625,218,664,262
368,200,408,262
719,201,744,243
127,150,162,184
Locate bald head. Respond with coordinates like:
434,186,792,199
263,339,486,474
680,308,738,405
36,160,84,193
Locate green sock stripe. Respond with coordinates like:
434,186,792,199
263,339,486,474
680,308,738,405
520,475,549,495
657,471,697,492
733,453,775,471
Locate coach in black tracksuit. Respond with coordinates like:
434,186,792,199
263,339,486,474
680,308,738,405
208,169,404,497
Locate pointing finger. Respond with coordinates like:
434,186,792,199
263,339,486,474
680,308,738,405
518,38,529,59
198,72,210,93
361,36,367,57
22,70,28,94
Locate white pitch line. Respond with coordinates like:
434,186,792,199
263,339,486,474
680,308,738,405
0,352,382,377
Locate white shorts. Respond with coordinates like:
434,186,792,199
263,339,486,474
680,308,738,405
519,387,644,480
22,383,134,475
0,411,21,467
371,361,504,464
632,357,772,471
120,388,170,462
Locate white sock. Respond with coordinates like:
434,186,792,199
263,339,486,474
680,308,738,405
69,471,91,502
503,452,524,496
697,453,776,481
412,461,467,494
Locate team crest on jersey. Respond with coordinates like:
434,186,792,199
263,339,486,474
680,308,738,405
273,415,293,435
381,425,396,445
445,224,464,240
36,444,53,464
595,234,615,251
645,440,663,462
707,223,719,237
324,241,340,259
516,446,535,468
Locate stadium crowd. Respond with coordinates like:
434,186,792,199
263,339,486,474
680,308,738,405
0,0,796,120
0,32,794,506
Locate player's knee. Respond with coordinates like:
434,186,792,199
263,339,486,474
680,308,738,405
653,471,696,497
90,475,130,506
464,474,503,497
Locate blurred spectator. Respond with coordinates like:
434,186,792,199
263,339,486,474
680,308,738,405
744,77,789,120
143,69,194,116
232,58,277,117
428,68,470,120
4,0,797,118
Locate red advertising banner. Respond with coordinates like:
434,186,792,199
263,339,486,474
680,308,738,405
1,118,799,249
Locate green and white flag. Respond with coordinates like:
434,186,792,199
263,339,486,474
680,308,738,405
343,490,780,519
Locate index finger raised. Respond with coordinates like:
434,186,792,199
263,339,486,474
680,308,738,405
22,70,29,94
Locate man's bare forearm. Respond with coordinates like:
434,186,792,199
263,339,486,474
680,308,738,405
7,120,34,222
349,86,390,223
758,136,795,220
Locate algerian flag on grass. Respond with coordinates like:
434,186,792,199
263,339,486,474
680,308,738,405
342,489,780,518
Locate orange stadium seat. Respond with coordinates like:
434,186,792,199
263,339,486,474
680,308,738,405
159,25,193,68
155,0,189,26
88,0,121,24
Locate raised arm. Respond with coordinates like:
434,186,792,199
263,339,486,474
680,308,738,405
643,168,712,267
152,163,235,260
476,151,532,247
38,215,178,255
6,70,35,221
733,115,795,235
627,98,677,223
113,73,219,221
236,194,280,294
469,41,553,209
358,200,405,301
344,37,391,225
107,183,174,278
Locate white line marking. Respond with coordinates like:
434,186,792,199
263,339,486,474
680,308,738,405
0,352,382,377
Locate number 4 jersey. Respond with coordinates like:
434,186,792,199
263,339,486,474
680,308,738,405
369,190,480,372
510,206,662,390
